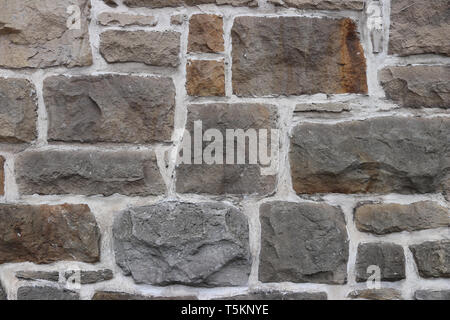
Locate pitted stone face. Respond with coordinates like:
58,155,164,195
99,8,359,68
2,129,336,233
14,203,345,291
113,201,251,287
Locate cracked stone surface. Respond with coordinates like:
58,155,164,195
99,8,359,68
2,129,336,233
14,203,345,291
410,241,450,278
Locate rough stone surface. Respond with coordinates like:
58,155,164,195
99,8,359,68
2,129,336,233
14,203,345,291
16,271,60,282
415,290,450,300
348,288,403,300
113,201,251,287
0,0,92,68
410,241,450,278
380,66,450,109
186,60,225,97
389,0,450,56
355,201,450,235
220,291,327,300
290,117,450,194
0,204,100,264
188,14,224,53
92,291,198,300
259,201,349,284
15,150,165,197
176,103,278,195
232,17,367,96
100,30,180,67
355,243,406,282
0,78,38,143
123,0,258,8
0,156,4,196
44,75,175,144
98,12,158,27
269,0,364,10
17,286,79,300
295,102,351,113
64,269,113,284
0,282,6,300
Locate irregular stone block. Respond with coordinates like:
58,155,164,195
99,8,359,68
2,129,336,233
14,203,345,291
389,0,450,56
0,156,4,196
15,150,165,197
0,0,92,68
410,241,450,278
232,17,367,96
100,30,180,67
123,0,258,8
269,0,365,10
186,60,225,97
355,243,405,282
64,269,113,284
380,66,450,109
415,290,450,300
176,103,278,195
92,291,198,300
355,201,450,235
295,102,351,113
348,288,403,300
259,201,349,284
290,117,450,194
188,14,224,53
98,12,158,27
17,286,79,300
0,204,100,264
44,75,175,144
113,201,251,287
220,291,327,300
16,271,60,282
0,78,37,143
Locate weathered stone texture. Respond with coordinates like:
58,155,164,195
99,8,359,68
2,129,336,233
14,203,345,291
355,201,450,235
92,291,198,300
269,0,365,10
410,241,450,278
0,282,6,300
44,75,175,144
98,12,158,27
348,288,403,300
15,150,165,197
295,102,351,113
290,117,450,194
0,204,100,264
389,0,450,56
123,0,258,8
16,271,59,282
259,202,349,284
0,0,92,68
0,78,37,143
232,17,367,96
221,291,327,300
356,243,405,282
113,201,251,287
415,290,450,300
17,286,79,300
100,31,180,67
0,156,4,196
188,14,224,53
380,66,450,109
64,269,113,284
186,60,225,96
176,103,278,195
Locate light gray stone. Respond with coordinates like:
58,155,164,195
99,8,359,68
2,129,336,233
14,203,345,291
269,0,365,10
15,150,165,197
389,0,450,56
220,291,327,300
259,201,349,284
355,201,450,235
64,269,113,284
92,291,197,300
17,286,79,300
44,75,175,144
16,271,60,282
348,288,403,300
415,290,450,300
0,0,92,68
290,117,450,194
295,102,351,113
0,78,37,143
410,241,450,278
100,30,180,67
113,201,251,287
356,243,406,282
123,0,258,8
98,12,158,27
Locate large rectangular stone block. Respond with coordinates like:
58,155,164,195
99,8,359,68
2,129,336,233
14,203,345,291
232,17,367,96
44,75,175,144
290,117,450,194
122,0,258,8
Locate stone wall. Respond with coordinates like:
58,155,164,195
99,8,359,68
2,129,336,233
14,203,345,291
0,0,449,300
